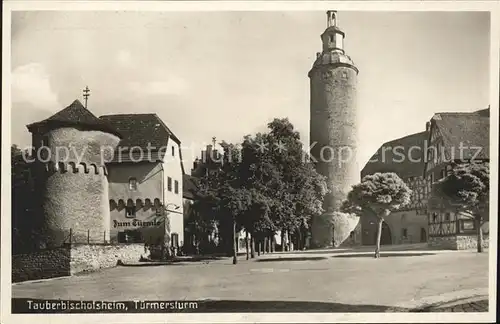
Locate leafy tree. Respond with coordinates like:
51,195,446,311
429,163,489,252
343,172,412,258
264,118,328,251
11,145,38,253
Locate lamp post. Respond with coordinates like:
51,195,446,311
162,203,180,260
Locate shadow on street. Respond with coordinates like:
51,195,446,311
121,255,227,267
257,257,327,262
11,298,411,313
332,252,436,258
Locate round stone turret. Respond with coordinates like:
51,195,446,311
27,100,122,247
309,11,360,248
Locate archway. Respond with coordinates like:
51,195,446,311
380,222,392,245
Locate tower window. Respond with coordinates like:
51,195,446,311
126,199,136,218
167,177,172,191
174,180,179,194
129,178,138,190
330,35,334,42
171,146,175,157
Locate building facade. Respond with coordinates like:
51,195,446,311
360,130,429,246
425,108,490,250
100,113,185,248
27,101,186,250
309,11,359,248
361,107,490,249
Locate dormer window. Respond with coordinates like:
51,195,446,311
129,177,138,191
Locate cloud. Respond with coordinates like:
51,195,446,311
128,76,188,96
11,63,59,108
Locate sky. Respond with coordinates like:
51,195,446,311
10,10,490,174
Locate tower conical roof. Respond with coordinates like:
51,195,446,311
27,99,122,137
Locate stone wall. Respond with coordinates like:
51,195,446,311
12,247,71,283
12,243,144,283
456,235,489,250
428,236,458,250
70,243,144,274
428,235,489,250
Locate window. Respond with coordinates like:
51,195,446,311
129,178,138,190
461,220,476,231
432,213,438,223
174,180,179,194
171,146,175,157
125,199,136,218
125,206,136,218
329,34,334,42
440,169,446,179
167,177,172,191
445,212,450,221
402,228,408,238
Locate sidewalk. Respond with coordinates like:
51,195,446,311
387,288,490,312
420,296,488,312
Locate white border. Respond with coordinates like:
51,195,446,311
2,1,498,323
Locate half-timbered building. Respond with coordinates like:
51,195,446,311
425,107,490,249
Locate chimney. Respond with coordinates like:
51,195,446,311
425,121,431,132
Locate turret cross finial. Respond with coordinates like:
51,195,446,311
212,136,217,147
83,86,90,109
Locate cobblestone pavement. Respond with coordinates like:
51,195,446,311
419,298,488,312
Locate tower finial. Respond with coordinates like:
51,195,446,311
327,10,337,27
212,136,216,147
83,86,90,109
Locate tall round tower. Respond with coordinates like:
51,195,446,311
27,100,122,247
309,11,359,247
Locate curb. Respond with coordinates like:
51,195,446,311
386,288,489,312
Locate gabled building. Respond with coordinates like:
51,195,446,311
361,106,490,250
425,108,490,249
99,113,185,248
360,130,429,246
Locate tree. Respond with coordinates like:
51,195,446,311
11,145,38,253
343,172,412,258
429,163,489,253
264,118,327,251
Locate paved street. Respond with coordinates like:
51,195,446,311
12,248,489,312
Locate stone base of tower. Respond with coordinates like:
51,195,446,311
310,212,334,248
